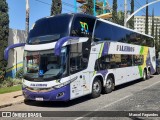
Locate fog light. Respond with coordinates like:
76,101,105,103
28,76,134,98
56,92,64,99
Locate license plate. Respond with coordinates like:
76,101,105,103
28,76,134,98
35,97,43,101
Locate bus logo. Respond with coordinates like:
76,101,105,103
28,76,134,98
80,21,89,33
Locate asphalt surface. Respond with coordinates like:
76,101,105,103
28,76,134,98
0,74,160,120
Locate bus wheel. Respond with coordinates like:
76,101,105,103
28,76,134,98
147,70,151,79
142,69,147,81
102,76,114,94
91,78,102,98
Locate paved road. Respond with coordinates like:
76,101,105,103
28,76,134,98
1,75,160,120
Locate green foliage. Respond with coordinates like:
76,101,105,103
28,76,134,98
128,0,134,29
96,1,103,16
15,67,23,79
0,0,9,68
0,85,21,94
86,0,94,15
0,69,5,81
51,0,62,16
145,0,148,34
155,21,158,43
0,77,22,88
155,20,158,57
159,28,160,45
117,11,124,26
151,9,154,37
112,0,118,23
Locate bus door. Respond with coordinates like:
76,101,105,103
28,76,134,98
69,41,91,98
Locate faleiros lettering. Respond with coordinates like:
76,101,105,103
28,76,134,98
117,45,135,52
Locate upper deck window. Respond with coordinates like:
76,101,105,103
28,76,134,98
71,16,95,37
94,20,154,47
28,14,73,44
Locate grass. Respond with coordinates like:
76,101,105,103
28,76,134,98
0,85,21,94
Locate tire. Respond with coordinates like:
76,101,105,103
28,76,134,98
90,78,102,98
102,76,114,94
156,68,160,75
142,69,147,81
147,69,151,79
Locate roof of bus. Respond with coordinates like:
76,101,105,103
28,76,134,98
41,13,153,38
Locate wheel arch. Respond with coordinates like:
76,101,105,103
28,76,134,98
90,74,104,93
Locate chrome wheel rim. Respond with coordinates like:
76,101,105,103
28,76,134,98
106,79,112,89
143,71,146,79
93,81,100,93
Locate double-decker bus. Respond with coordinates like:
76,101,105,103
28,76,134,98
5,13,156,101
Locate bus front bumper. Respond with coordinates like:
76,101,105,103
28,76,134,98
22,84,70,101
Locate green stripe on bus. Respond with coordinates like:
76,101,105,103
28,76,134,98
98,43,104,58
93,71,97,76
140,46,144,55
138,66,143,77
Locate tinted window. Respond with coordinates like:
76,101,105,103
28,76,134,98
94,20,154,47
94,21,113,41
133,55,143,66
70,41,91,74
95,54,144,71
71,16,95,37
28,14,73,44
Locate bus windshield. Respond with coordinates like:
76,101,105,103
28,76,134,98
28,14,73,44
23,48,68,81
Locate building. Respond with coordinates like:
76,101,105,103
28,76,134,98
134,16,160,38
6,29,27,78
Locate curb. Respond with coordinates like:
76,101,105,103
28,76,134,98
0,100,24,109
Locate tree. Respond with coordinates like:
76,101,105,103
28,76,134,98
117,11,124,26
79,0,94,15
86,0,94,15
145,0,148,34
51,0,62,16
155,19,158,49
112,0,118,23
0,0,9,78
129,0,134,29
159,28,160,46
96,1,103,16
151,8,154,37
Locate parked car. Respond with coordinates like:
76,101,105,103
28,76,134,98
156,59,160,74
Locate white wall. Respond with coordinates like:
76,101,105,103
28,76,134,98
6,28,27,78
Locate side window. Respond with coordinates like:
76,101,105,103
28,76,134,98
95,54,133,71
71,16,95,37
121,55,132,67
94,21,113,41
112,27,131,43
95,54,122,70
133,55,143,66
70,42,90,74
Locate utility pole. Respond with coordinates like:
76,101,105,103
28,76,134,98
74,0,77,13
26,0,29,36
124,0,127,27
103,0,106,14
